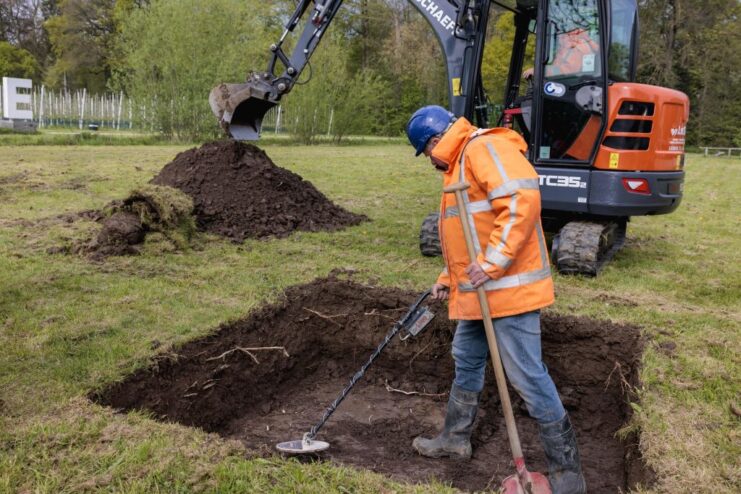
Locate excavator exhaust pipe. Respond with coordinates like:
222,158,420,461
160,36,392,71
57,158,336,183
209,74,278,140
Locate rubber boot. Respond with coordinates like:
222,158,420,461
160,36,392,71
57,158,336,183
539,414,587,494
412,383,479,459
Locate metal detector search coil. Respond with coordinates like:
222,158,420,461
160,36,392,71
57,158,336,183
276,433,330,454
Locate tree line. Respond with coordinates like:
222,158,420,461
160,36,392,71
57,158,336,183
1,0,738,146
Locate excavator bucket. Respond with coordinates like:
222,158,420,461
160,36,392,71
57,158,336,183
209,76,277,140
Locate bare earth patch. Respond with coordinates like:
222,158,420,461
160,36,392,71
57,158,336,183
94,278,650,493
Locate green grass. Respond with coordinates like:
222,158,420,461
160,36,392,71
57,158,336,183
0,129,408,147
0,128,170,146
0,145,739,493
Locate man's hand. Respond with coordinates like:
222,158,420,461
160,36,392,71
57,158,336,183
431,283,450,301
465,263,491,288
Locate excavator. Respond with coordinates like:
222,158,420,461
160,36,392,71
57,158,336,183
209,0,689,276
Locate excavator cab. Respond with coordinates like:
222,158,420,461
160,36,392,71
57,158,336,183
495,0,688,274
505,0,623,163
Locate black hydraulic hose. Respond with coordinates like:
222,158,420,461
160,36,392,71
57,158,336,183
306,290,432,440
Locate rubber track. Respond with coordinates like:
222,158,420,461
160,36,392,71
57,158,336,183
419,212,442,257
555,221,626,276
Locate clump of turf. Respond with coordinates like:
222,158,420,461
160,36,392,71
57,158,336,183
75,184,197,259
109,184,196,250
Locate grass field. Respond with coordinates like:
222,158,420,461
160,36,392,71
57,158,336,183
0,144,738,493
0,128,408,147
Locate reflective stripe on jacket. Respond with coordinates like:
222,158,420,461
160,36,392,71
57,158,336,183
433,118,554,319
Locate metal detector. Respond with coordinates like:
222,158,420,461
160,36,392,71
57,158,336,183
276,290,435,454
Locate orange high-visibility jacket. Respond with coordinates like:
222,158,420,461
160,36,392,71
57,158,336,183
433,118,555,319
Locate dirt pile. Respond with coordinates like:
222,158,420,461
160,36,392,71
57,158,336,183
150,140,367,241
95,278,649,492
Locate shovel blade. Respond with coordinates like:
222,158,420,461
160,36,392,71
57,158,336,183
502,471,551,494
209,79,277,140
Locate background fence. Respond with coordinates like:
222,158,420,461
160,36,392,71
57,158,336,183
0,85,135,130
0,79,350,139
702,147,741,158
0,85,309,136
31,88,133,130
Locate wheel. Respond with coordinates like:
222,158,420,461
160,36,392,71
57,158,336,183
419,212,442,257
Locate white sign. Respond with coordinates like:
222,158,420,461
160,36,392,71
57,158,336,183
2,77,33,120
582,54,596,73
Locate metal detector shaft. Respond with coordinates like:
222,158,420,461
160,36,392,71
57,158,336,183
305,290,432,440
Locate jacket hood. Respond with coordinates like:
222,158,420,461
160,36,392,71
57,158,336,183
431,117,477,173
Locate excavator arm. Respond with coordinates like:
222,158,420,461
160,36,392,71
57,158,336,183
210,0,497,140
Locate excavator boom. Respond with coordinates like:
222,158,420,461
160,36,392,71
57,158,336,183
210,0,494,139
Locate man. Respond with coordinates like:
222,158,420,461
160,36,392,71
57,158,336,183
405,105,586,494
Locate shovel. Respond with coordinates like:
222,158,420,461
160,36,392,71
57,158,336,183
444,182,551,494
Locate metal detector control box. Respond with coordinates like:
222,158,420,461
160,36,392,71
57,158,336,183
401,307,435,340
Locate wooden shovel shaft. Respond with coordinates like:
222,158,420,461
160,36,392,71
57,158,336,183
443,182,525,463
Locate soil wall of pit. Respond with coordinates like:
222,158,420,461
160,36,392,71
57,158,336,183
95,278,648,493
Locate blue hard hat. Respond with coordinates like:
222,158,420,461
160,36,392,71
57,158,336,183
406,105,455,156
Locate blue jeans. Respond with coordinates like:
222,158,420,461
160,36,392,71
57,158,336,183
452,310,565,424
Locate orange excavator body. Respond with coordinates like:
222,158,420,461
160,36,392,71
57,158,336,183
593,83,689,172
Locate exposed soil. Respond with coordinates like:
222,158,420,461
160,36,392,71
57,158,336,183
95,278,649,492
90,211,145,257
150,140,367,241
